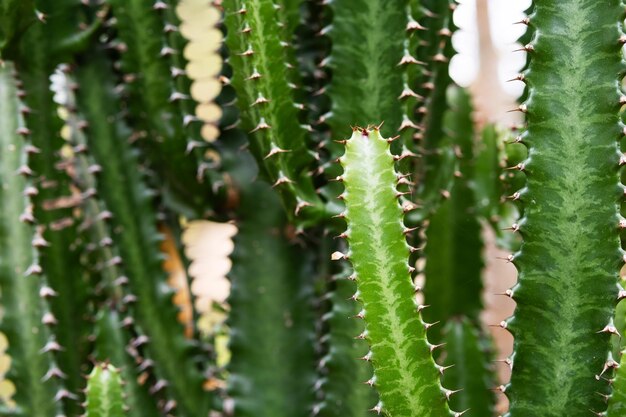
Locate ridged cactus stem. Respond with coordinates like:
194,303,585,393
505,2,625,415
75,51,209,417
0,61,64,417
224,0,325,225
15,22,89,406
105,0,216,217
336,126,452,416
325,0,411,140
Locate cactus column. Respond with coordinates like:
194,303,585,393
505,1,624,416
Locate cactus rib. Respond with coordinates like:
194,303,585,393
337,126,451,416
75,51,209,417
505,1,624,415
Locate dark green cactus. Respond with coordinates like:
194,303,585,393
0,61,64,417
503,1,624,415
1,1,626,416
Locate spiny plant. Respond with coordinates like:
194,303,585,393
0,0,626,417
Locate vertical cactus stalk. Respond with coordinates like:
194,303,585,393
441,319,494,417
75,50,209,417
84,364,125,417
105,0,217,217
0,61,64,417
226,148,317,417
93,309,163,417
423,88,484,339
325,0,410,139
224,0,325,225
13,22,91,409
314,263,377,416
336,126,452,416
422,88,496,416
505,2,624,415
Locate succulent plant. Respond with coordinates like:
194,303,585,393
0,1,625,416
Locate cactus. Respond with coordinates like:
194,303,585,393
0,61,64,416
84,364,125,417
335,126,451,417
503,1,624,415
1,1,626,417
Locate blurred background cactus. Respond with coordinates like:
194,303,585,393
1,0,624,416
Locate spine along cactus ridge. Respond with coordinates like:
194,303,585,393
0,1,624,417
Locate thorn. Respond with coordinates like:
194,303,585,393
598,323,621,337
507,73,525,83
370,402,383,414
424,321,440,330
331,251,347,261
40,286,58,298
403,226,418,235
443,388,462,400
41,340,64,353
250,118,271,132
364,376,376,386
264,146,290,159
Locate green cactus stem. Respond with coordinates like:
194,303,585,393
314,263,378,416
224,0,325,226
423,87,484,342
105,0,217,218
336,126,452,417
0,61,64,417
224,132,317,417
94,309,163,417
13,20,93,408
441,319,495,417
75,50,209,417
505,1,624,415
84,363,125,417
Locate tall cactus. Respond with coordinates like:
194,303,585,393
0,62,64,417
223,0,325,225
504,1,624,415
335,126,452,417
74,50,209,417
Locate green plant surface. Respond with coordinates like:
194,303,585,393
315,265,377,417
75,51,209,417
84,363,125,417
0,0,34,55
423,87,484,343
337,126,451,417
0,61,63,417
441,319,495,417
325,0,409,141
223,0,325,226
13,25,93,410
224,131,317,417
106,0,216,218
505,1,624,415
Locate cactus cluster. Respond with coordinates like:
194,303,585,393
0,0,626,417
